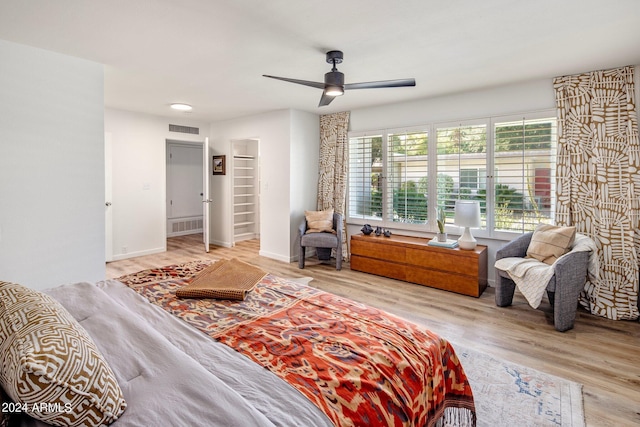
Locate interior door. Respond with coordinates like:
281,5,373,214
203,137,211,252
104,132,113,262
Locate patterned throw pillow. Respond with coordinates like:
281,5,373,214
0,282,127,427
305,209,335,233
526,224,577,265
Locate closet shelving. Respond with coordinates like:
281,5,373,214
232,142,259,243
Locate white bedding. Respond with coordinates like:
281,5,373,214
19,280,332,427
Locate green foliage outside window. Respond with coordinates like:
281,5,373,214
389,133,427,155
476,184,524,212
393,180,427,222
437,127,486,155
495,122,552,152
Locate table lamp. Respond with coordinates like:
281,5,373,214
454,200,481,250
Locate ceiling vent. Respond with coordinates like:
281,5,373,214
169,124,199,135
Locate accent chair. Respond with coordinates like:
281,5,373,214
494,231,594,332
298,212,343,271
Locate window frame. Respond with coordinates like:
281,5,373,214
347,132,384,224
348,125,431,233
489,111,558,240
433,118,490,238
346,109,557,240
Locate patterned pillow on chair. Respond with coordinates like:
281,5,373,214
526,223,576,265
305,209,335,233
0,281,127,427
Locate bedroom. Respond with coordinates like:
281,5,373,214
1,1,640,426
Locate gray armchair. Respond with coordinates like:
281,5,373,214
298,212,343,270
495,232,590,332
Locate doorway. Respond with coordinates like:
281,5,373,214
231,139,260,245
166,140,204,237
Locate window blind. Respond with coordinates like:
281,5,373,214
435,124,487,229
348,134,383,222
347,111,557,236
493,117,557,232
387,131,429,224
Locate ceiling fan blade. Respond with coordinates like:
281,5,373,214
345,78,416,90
262,75,325,89
318,92,335,107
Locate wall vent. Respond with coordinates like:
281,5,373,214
168,218,203,237
169,124,199,135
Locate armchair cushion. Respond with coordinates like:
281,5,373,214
304,209,335,234
526,223,576,265
300,232,340,248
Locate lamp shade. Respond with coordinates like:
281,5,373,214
325,85,344,96
454,200,481,250
454,200,481,227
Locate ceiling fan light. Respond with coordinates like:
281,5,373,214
325,85,344,96
170,103,192,111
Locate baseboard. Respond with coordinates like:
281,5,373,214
259,249,292,263
110,246,165,261
211,239,232,248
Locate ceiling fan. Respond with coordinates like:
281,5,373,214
263,50,416,107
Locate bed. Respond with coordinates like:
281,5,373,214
0,260,476,427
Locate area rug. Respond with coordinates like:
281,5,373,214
283,276,314,285
453,343,585,427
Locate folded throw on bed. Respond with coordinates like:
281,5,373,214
176,258,267,300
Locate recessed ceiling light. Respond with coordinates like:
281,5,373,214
170,103,192,111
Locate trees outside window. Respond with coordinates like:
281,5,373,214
348,113,557,236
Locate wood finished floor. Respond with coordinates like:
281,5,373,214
106,234,640,427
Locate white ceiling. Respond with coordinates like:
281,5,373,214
1,0,640,122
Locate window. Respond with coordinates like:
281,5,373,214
387,130,428,224
348,112,557,237
436,123,487,228
493,117,557,232
348,130,428,226
348,134,383,221
460,169,478,189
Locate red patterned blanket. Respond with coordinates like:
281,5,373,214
117,261,476,427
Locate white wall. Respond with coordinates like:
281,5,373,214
349,78,555,132
347,78,557,286
289,110,321,258
0,40,104,289
210,109,319,262
104,108,210,260
104,107,317,264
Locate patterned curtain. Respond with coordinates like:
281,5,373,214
318,111,350,260
554,65,640,321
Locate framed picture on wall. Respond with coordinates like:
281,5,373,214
212,155,226,175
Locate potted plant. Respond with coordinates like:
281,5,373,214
436,207,447,242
